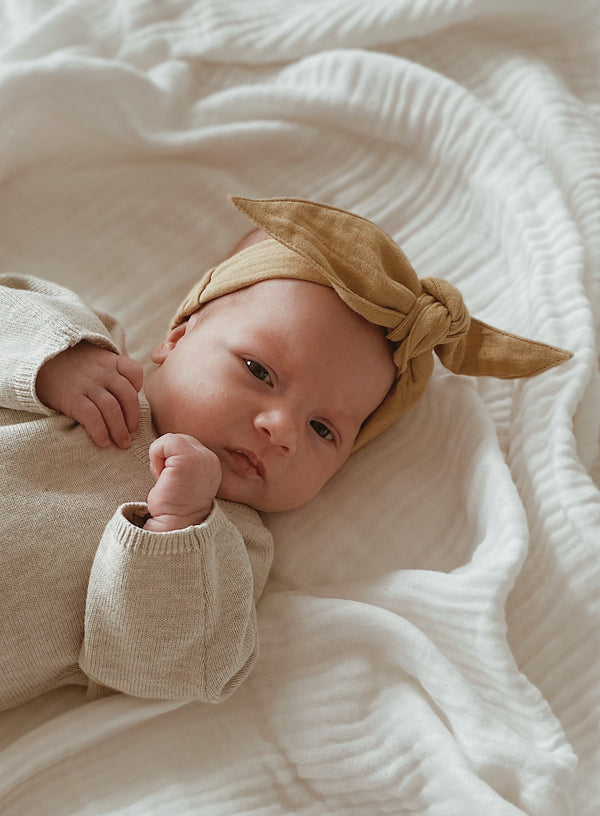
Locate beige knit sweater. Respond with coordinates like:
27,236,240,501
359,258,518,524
0,274,274,711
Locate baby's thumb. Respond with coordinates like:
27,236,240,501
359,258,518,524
118,355,144,392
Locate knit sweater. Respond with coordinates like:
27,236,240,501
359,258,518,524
0,274,274,711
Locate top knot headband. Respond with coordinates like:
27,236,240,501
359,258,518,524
172,196,572,451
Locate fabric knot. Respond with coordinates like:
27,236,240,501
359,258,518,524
387,277,470,375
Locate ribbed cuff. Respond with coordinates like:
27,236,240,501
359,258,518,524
113,501,230,555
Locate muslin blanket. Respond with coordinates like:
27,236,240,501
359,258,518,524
0,1,598,814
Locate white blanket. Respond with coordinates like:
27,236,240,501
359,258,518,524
0,1,598,814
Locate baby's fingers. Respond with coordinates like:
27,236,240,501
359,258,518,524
87,387,132,449
117,355,144,393
107,369,142,436
71,395,112,448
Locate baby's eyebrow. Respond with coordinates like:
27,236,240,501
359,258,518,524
250,327,290,357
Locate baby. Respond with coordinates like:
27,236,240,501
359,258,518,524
38,259,396,528
0,196,570,711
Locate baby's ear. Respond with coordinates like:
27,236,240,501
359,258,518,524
151,322,188,364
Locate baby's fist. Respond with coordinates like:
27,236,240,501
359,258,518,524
144,433,222,532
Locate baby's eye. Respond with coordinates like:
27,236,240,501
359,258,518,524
310,420,334,441
245,359,272,385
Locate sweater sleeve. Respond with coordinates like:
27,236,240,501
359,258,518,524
0,273,123,413
79,500,274,703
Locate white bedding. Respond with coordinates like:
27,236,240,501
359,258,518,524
0,1,598,814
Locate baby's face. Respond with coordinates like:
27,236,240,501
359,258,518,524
145,279,395,512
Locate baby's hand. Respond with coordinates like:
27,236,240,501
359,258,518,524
36,341,143,449
144,433,222,532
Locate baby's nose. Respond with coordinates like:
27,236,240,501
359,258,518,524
253,408,299,454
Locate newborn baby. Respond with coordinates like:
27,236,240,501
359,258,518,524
0,195,570,710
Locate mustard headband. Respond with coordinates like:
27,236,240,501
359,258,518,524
172,196,572,451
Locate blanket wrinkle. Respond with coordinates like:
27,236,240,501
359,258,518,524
0,0,598,815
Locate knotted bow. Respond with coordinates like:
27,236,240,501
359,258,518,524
172,196,572,450
388,278,470,375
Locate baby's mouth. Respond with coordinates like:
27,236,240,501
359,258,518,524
226,448,266,479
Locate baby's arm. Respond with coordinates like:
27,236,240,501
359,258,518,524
80,430,272,703
80,499,274,703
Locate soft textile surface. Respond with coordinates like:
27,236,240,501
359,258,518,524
0,1,598,814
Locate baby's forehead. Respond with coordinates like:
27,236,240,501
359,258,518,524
204,277,355,322
205,278,393,373
223,277,330,304
201,278,391,351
